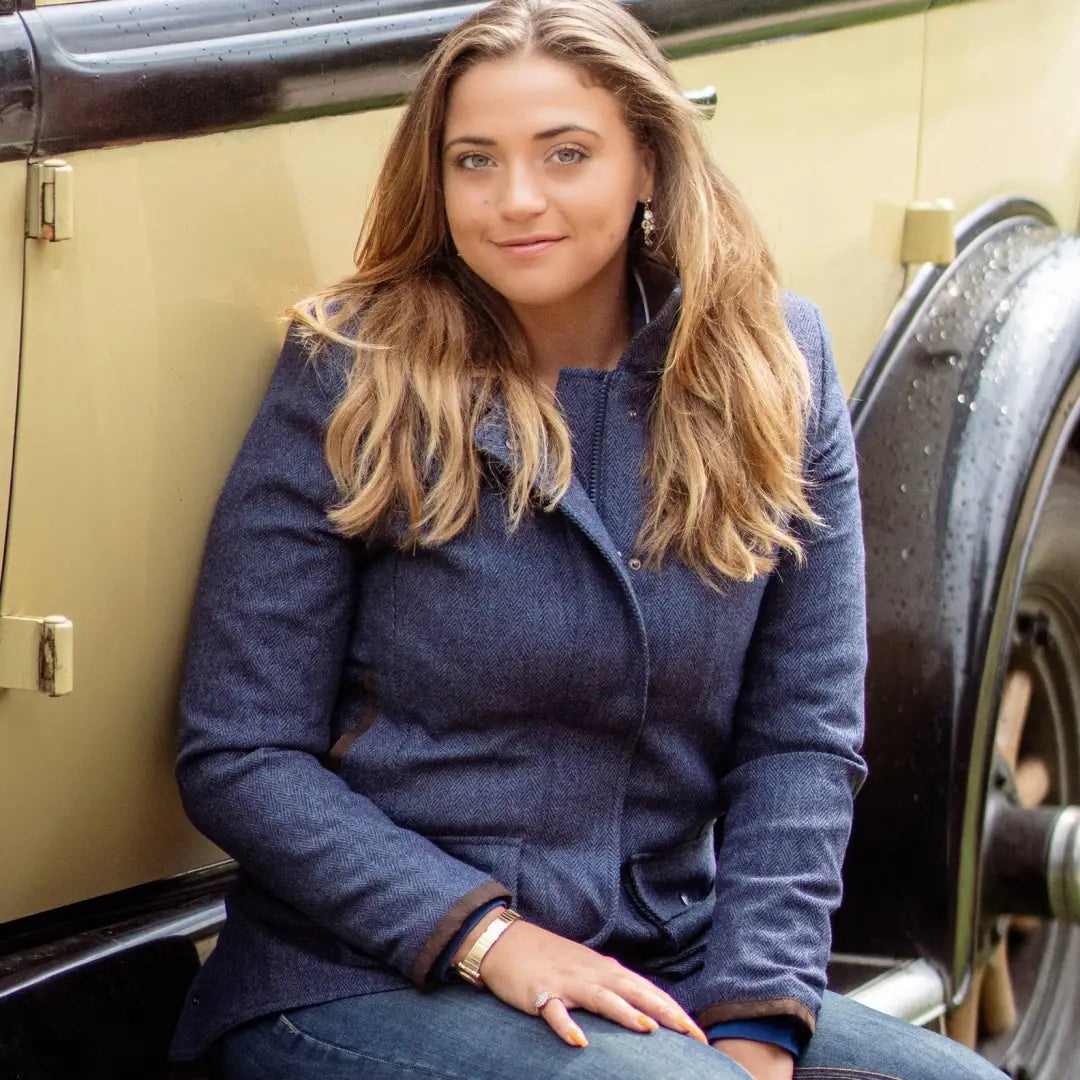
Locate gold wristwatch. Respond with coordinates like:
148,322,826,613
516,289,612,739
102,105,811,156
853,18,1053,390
453,907,521,987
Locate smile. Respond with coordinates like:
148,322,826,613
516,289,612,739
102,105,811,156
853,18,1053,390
494,237,565,259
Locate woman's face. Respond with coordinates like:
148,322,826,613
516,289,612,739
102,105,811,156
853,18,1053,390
441,52,655,311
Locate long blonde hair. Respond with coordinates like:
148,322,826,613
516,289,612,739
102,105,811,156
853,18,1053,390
291,0,817,584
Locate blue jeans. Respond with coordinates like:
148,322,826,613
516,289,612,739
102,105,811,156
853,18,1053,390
213,985,1005,1079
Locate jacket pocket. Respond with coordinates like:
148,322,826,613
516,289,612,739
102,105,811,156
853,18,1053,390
322,667,381,773
427,835,523,904
624,825,716,953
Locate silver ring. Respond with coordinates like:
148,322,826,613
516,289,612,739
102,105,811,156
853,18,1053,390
534,989,560,1014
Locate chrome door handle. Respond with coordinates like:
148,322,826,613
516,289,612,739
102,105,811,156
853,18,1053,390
684,86,717,120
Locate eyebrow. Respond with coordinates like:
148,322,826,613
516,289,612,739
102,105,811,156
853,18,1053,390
443,124,602,151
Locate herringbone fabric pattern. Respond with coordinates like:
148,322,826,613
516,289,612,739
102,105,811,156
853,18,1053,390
170,261,867,1061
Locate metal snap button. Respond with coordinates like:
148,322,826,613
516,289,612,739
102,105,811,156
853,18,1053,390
679,892,691,906
628,408,638,418
628,557,642,571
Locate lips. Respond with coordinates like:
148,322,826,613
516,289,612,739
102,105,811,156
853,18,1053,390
495,236,565,258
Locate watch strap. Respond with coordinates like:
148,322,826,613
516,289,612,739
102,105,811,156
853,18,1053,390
453,907,521,987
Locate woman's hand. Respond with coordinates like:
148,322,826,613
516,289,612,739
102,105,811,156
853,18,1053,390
456,912,709,1049
712,1037,795,1080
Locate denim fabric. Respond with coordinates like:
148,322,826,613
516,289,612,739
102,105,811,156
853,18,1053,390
170,257,868,1060
212,986,1004,1080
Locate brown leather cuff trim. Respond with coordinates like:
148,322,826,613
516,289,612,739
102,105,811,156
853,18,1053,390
697,997,816,1037
410,881,512,987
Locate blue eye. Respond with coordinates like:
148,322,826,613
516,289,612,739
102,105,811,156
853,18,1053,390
551,146,586,165
457,152,493,170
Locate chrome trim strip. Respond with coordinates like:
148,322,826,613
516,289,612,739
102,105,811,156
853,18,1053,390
847,958,949,1026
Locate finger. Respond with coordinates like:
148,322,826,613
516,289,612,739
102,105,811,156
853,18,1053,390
538,996,589,1048
581,984,659,1034
611,975,709,1044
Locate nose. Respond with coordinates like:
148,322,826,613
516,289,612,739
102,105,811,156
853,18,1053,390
498,161,547,219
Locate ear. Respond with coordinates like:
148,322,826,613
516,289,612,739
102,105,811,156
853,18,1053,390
638,144,656,203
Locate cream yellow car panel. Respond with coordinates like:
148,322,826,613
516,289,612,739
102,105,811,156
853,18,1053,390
0,111,401,923
918,0,1080,229
674,13,924,390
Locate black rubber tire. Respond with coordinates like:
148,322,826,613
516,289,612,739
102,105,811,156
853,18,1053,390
978,451,1080,1078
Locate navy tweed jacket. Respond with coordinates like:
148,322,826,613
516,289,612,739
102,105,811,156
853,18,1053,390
170,260,867,1060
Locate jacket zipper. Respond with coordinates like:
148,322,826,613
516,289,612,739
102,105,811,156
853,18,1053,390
586,373,611,507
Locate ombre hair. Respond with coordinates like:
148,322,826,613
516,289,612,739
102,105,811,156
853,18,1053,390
290,0,818,584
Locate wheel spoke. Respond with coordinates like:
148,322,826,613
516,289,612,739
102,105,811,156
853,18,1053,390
982,940,1018,1037
1015,757,1052,808
996,670,1033,771
947,964,986,1047
1009,720,1052,938
1011,914,1041,934
950,669,1036,1050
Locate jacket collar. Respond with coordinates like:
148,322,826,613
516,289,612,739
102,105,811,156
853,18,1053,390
472,256,680,600
620,255,681,377
474,253,682,468
477,255,678,455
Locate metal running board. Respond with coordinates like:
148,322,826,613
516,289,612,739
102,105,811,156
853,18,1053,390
0,899,225,1001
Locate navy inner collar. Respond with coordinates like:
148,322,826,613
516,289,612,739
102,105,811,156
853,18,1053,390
620,255,681,377
630,265,651,333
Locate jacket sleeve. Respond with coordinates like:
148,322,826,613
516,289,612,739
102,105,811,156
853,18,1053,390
175,328,510,987
683,303,868,1037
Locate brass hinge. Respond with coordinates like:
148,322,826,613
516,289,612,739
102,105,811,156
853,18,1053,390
0,615,74,696
901,199,956,266
26,159,73,242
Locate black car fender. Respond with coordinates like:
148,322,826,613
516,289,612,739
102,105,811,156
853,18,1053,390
835,196,1080,995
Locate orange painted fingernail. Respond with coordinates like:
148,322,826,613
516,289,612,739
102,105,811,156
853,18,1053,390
682,1019,709,1045
569,1027,589,1048
637,1013,659,1031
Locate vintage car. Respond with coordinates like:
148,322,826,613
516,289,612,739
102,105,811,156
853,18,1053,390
0,0,1077,1076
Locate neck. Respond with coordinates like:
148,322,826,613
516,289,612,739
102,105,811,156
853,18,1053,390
510,254,633,392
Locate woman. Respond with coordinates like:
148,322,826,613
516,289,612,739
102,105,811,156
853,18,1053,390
170,1,1004,1077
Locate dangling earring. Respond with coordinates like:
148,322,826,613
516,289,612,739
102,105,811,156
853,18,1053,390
641,199,656,249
